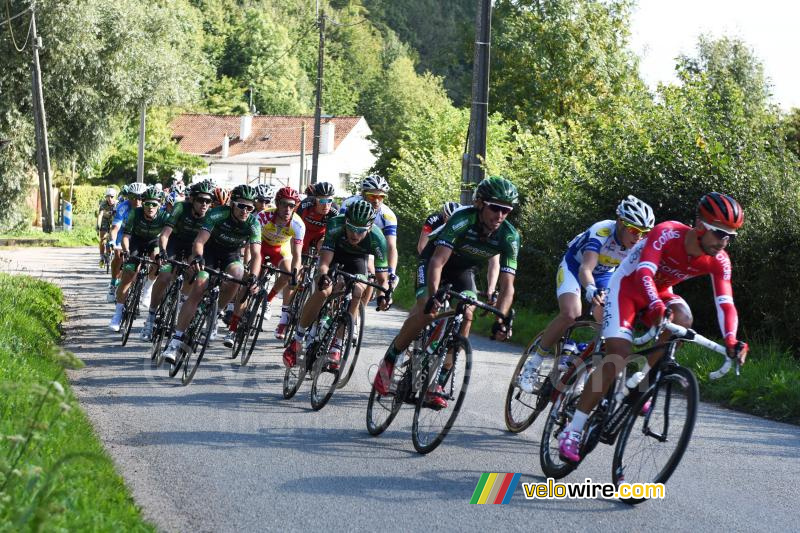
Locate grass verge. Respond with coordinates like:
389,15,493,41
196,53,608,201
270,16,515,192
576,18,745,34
0,273,153,531
395,262,799,424
0,214,98,247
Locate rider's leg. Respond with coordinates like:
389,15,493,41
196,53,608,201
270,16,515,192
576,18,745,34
174,275,208,333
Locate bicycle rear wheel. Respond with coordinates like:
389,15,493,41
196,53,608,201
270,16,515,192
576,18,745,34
310,313,353,411
366,355,409,436
120,274,143,346
182,298,217,386
411,337,472,455
337,302,364,389
232,292,262,364
282,355,307,399
504,334,554,433
283,283,309,348
539,366,589,479
612,365,698,504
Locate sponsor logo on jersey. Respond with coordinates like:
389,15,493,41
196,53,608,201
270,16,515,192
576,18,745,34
596,227,612,237
652,227,681,251
716,252,732,280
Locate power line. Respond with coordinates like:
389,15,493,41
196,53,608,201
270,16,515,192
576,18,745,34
0,3,30,26
3,1,33,51
258,20,318,76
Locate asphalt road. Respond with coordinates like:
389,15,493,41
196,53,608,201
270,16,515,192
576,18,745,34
1,247,798,532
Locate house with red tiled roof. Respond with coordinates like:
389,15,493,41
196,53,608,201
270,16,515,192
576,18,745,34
170,113,377,195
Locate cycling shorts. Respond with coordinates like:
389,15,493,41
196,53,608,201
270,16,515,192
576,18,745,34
199,248,242,279
159,239,193,273
415,258,477,300
602,275,689,342
332,252,368,280
99,217,112,232
556,257,612,299
261,242,290,267
123,237,158,270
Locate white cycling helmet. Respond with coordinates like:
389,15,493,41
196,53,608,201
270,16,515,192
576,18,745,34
360,174,390,193
127,182,149,197
104,187,117,198
256,183,276,201
442,201,460,219
617,195,655,229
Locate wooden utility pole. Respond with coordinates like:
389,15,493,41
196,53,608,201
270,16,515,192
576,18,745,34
310,8,325,185
299,121,306,191
136,103,146,183
461,0,492,204
30,7,54,232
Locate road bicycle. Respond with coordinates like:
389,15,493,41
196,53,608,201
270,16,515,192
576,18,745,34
366,285,513,454
149,258,189,367
119,255,157,346
281,247,319,348
539,314,742,504
168,267,249,386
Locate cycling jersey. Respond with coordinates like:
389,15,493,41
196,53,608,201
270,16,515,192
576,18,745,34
165,201,207,247
603,221,738,344
97,199,115,231
557,220,630,297
201,206,260,253
339,195,398,237
112,200,132,227
257,209,306,247
123,207,169,242
321,215,389,272
422,212,446,236
425,207,520,275
297,197,339,251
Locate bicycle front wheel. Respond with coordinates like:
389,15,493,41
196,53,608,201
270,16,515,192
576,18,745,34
504,334,556,433
310,313,353,411
366,356,409,436
120,275,143,346
612,365,698,505
337,302,364,389
182,299,217,386
411,337,472,455
539,366,589,479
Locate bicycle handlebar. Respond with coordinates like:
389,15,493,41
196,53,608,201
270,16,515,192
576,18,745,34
633,319,741,379
261,262,297,286
329,265,392,294
426,284,514,327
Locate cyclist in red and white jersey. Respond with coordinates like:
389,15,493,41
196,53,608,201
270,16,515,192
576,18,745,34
559,192,750,463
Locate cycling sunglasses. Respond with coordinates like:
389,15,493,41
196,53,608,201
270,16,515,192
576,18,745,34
317,198,334,205
234,202,255,212
621,220,650,236
278,200,297,209
364,192,386,201
194,196,213,205
345,222,370,234
701,221,736,241
484,202,513,215
143,201,160,208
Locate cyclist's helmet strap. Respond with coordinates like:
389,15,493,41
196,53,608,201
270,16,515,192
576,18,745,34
697,192,744,229
345,200,376,226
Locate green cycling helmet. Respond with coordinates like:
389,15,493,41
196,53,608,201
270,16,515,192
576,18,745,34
345,200,376,227
475,176,519,206
191,180,215,197
231,184,258,202
141,186,162,202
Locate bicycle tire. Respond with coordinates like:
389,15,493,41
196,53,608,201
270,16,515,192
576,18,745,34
231,291,259,361
411,337,472,455
504,334,548,433
539,365,589,479
282,360,307,399
120,273,143,346
283,282,310,348
149,284,174,364
366,358,409,436
310,313,353,411
182,298,217,386
337,302,364,389
240,292,265,366
612,365,698,504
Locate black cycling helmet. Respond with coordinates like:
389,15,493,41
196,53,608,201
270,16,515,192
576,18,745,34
231,184,258,202
345,200,376,227
313,181,336,197
475,176,519,206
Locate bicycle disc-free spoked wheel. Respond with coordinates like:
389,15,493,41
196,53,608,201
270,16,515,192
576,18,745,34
366,356,409,436
612,365,698,504
282,350,307,400
283,284,310,348
310,313,353,411
411,337,472,454
539,366,589,479
120,275,143,346
232,291,264,366
504,334,552,433
337,302,364,389
150,283,178,366
181,299,218,386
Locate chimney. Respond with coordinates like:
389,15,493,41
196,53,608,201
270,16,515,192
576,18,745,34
320,121,335,154
222,134,229,158
240,114,253,141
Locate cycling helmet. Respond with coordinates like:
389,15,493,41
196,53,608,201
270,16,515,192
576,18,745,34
165,191,181,206
304,184,316,196
442,201,460,218
154,183,163,193
697,192,744,230
360,174,390,193
104,187,117,198
275,186,301,204
313,181,336,197
475,176,519,206
141,186,162,202
345,200,376,227
616,195,655,229
190,180,215,197
231,184,258,202
214,187,231,206
171,182,186,195
119,184,130,196
127,182,149,197
256,183,276,202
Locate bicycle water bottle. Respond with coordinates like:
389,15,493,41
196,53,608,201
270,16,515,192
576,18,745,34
614,366,650,404
319,315,332,339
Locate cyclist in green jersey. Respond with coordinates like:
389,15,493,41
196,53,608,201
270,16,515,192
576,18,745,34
139,181,215,341
109,187,169,331
96,187,118,267
373,177,521,407
162,184,262,364
281,200,393,369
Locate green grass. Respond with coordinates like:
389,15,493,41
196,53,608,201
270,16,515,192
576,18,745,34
0,273,154,531
395,261,800,424
0,214,98,247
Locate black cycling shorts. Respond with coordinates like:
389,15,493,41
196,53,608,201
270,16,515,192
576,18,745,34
124,237,158,268
332,252,367,278
202,247,242,272
415,258,477,300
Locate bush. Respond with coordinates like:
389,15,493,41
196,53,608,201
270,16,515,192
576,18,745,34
58,185,109,218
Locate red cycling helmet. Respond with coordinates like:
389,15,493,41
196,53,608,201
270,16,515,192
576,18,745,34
275,186,301,205
214,187,230,206
697,192,744,229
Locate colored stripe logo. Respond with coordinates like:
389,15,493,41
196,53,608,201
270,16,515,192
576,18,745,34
469,473,521,504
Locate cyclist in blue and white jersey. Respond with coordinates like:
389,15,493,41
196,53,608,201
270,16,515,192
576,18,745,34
106,182,148,302
518,195,655,393
340,175,399,301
